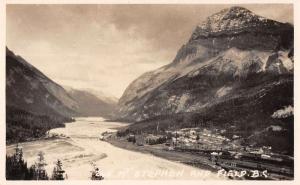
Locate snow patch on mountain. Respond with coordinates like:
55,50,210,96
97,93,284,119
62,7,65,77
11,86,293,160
271,105,293,118
278,51,294,71
216,86,232,98
176,94,190,112
186,102,208,112
191,6,282,39
197,6,262,33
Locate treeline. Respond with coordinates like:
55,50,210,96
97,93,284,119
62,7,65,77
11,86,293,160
6,106,74,144
6,145,66,180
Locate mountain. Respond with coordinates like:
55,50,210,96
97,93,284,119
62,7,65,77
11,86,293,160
6,47,77,143
117,7,294,155
6,47,79,118
64,87,117,118
77,88,118,106
6,48,119,143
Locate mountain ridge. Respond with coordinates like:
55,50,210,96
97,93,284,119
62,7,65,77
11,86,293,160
6,47,117,143
64,87,117,118
118,6,293,122
6,47,79,118
190,6,292,39
116,6,293,154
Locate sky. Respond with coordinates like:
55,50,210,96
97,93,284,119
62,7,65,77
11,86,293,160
6,4,293,98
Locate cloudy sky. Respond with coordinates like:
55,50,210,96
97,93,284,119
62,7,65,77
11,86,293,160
6,4,293,98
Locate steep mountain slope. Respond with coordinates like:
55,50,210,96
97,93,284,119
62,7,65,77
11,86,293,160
6,47,79,118
6,47,78,143
6,47,119,142
117,7,293,154
118,6,293,121
65,87,117,118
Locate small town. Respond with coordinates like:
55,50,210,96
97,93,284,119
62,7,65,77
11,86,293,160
102,127,294,180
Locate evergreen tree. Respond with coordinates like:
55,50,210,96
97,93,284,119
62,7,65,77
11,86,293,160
31,151,49,180
90,162,104,180
6,144,29,180
51,159,65,180
25,165,36,180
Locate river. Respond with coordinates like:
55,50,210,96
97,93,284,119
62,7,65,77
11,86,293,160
6,117,222,180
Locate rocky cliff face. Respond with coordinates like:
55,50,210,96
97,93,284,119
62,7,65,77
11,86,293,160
118,6,293,126
189,6,292,50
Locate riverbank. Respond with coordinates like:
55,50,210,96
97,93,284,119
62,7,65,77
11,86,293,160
7,117,223,180
106,135,218,173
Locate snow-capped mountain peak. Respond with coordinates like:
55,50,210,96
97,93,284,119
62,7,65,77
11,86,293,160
117,6,293,122
190,6,287,40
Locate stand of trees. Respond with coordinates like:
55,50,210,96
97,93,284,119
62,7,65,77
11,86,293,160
6,144,67,180
6,144,31,180
7,144,106,180
6,106,73,144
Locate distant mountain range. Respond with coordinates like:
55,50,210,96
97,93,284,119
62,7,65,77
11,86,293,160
6,47,117,143
65,87,117,118
117,7,294,155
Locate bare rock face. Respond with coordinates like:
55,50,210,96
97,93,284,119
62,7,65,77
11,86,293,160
191,7,290,35
117,6,293,123
190,6,293,50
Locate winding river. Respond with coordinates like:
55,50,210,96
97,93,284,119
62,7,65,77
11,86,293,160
6,117,222,180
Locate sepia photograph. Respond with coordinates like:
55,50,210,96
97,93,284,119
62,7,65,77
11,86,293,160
2,1,295,182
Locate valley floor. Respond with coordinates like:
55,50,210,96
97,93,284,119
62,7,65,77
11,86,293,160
105,128,293,180
106,136,217,172
6,117,223,180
